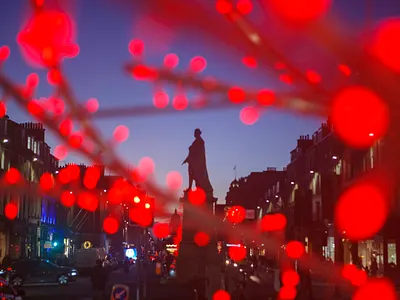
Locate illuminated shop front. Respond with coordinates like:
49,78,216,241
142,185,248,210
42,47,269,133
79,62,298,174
166,244,178,255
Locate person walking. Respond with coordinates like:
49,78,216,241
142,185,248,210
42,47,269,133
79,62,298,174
91,259,109,300
123,257,130,275
370,258,378,277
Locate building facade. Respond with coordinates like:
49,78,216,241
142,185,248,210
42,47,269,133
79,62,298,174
0,116,60,261
283,119,399,274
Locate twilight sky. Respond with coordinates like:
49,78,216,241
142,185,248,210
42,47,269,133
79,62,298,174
0,0,399,204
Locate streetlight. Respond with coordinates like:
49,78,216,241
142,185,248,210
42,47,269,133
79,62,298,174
310,170,314,174
332,156,338,160
33,157,38,162
3,139,8,143
290,181,295,185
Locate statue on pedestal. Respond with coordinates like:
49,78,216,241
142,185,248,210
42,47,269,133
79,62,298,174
177,128,221,299
182,128,214,200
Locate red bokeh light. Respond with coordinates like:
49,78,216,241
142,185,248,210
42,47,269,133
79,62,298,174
27,100,44,119
331,86,389,148
47,69,62,85
128,39,144,56
189,56,207,73
0,102,6,118
0,46,10,61
305,70,321,83
166,171,183,190
58,168,72,185
268,0,331,23
279,285,297,299
342,264,358,281
371,19,400,73
132,65,158,80
242,56,257,68
335,182,388,240
67,164,80,180
54,145,67,160
257,90,275,106
172,95,189,110
26,73,39,88
261,213,287,231
59,119,73,136
280,74,293,85
228,245,246,261
226,206,246,224
286,241,305,259
188,188,206,205
78,192,99,212
138,157,155,179
237,0,253,15
17,10,79,67
282,270,300,286
86,98,99,113
216,0,233,14
194,231,210,247
212,289,231,300
228,87,245,103
103,216,119,235
129,207,153,227
48,97,65,116
5,168,21,185
40,173,55,191
153,91,169,109
5,203,18,220
60,191,75,207
68,133,83,148
351,269,368,287
338,64,351,76
240,106,259,125
353,279,397,300
113,125,129,143
153,223,170,239
164,53,179,69
84,166,101,190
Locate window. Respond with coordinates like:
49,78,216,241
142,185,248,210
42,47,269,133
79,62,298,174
27,136,32,150
39,261,57,270
0,150,4,170
33,140,37,154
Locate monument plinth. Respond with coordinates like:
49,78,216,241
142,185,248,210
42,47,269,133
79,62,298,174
175,191,221,299
176,128,222,299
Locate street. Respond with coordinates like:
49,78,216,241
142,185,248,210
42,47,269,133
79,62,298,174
19,264,400,300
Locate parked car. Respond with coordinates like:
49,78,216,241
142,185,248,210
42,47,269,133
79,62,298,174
1,259,77,286
0,277,25,299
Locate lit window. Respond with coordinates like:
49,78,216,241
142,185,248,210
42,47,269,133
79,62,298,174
27,136,31,150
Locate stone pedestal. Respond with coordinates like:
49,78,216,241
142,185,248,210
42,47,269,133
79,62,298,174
175,190,221,299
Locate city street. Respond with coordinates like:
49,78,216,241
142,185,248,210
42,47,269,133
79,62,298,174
20,264,394,300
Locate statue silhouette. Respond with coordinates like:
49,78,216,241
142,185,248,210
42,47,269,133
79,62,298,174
182,128,214,196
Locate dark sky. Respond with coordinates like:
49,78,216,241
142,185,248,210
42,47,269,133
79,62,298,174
0,0,399,203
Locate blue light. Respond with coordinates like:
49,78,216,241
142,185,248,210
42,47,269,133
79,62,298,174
53,242,58,247
125,248,137,259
